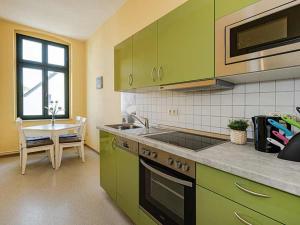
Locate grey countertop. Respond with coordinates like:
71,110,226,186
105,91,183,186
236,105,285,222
98,125,300,197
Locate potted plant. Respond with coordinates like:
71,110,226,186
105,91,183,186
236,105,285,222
228,119,249,145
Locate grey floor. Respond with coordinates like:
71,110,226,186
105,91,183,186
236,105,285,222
0,148,132,225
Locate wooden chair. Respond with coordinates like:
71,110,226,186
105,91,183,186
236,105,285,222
57,117,87,167
16,118,55,175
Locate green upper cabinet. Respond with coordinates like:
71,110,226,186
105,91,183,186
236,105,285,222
215,0,260,20
116,148,139,224
157,0,214,85
99,131,117,201
132,22,158,88
114,37,133,91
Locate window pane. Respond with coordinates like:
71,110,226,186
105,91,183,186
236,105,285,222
48,45,65,66
22,68,43,115
48,71,65,115
22,39,42,62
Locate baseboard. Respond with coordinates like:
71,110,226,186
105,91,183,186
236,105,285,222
85,144,99,154
0,150,19,158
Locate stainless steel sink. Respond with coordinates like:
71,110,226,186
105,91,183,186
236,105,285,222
107,124,141,130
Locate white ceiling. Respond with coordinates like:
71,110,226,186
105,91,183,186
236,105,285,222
0,0,125,40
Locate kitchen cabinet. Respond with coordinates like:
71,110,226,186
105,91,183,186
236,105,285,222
138,209,157,225
197,163,300,225
196,186,282,225
116,146,139,224
99,131,117,200
114,37,133,91
157,0,214,85
215,0,260,20
132,22,158,88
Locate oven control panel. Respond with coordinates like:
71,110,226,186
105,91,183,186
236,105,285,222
139,144,195,178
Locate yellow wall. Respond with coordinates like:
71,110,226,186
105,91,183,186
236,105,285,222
0,19,86,154
86,0,187,150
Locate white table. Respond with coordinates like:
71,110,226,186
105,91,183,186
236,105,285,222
22,124,80,169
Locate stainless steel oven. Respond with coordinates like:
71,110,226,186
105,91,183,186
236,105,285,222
216,0,300,77
139,144,196,225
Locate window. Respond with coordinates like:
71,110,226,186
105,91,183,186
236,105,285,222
16,34,69,120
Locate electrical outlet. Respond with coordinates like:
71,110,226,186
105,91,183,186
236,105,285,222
168,108,179,116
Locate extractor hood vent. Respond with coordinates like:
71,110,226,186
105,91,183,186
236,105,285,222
159,79,234,92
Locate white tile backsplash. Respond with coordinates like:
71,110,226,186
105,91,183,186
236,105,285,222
125,78,300,136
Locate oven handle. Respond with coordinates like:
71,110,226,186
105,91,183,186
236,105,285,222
140,159,193,187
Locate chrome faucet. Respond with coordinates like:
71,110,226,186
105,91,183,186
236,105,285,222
131,114,149,129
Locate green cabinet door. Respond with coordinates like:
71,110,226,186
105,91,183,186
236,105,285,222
157,0,214,85
197,186,282,225
116,148,139,224
99,131,117,201
114,37,133,91
138,209,157,225
215,0,260,20
133,22,158,88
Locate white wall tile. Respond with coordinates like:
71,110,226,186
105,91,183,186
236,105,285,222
233,106,245,118
246,83,259,93
211,94,221,105
122,78,299,136
276,92,294,106
202,116,211,126
260,81,275,93
295,79,300,91
246,93,259,105
221,106,232,117
233,93,245,106
233,84,245,93
221,94,233,105
276,79,294,92
245,106,259,119
201,94,211,105
260,92,275,106
211,106,221,116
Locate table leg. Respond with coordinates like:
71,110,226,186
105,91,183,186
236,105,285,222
52,132,60,170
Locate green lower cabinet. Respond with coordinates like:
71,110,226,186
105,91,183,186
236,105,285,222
215,0,260,20
138,209,157,225
99,131,117,201
116,147,139,224
157,0,214,85
197,186,282,225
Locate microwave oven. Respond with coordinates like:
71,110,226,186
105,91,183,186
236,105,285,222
216,0,300,78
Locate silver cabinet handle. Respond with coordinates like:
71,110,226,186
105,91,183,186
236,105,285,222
128,74,133,86
158,66,163,81
140,159,193,187
112,137,117,149
151,67,157,82
234,212,252,225
235,182,271,198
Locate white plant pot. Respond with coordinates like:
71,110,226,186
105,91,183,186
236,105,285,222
230,130,247,145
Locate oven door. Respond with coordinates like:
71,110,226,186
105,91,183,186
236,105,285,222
139,157,195,225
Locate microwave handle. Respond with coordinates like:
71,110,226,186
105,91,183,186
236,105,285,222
140,159,193,187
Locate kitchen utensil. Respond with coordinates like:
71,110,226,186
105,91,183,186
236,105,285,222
278,133,300,162
296,107,300,114
267,138,285,150
272,131,289,145
252,116,291,153
282,116,300,129
267,119,293,138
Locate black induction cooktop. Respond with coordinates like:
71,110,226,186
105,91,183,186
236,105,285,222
146,131,226,151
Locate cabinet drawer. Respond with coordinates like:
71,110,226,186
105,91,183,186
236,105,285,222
138,209,158,225
196,164,300,225
197,186,282,225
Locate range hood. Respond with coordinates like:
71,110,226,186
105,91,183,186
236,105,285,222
158,79,234,92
